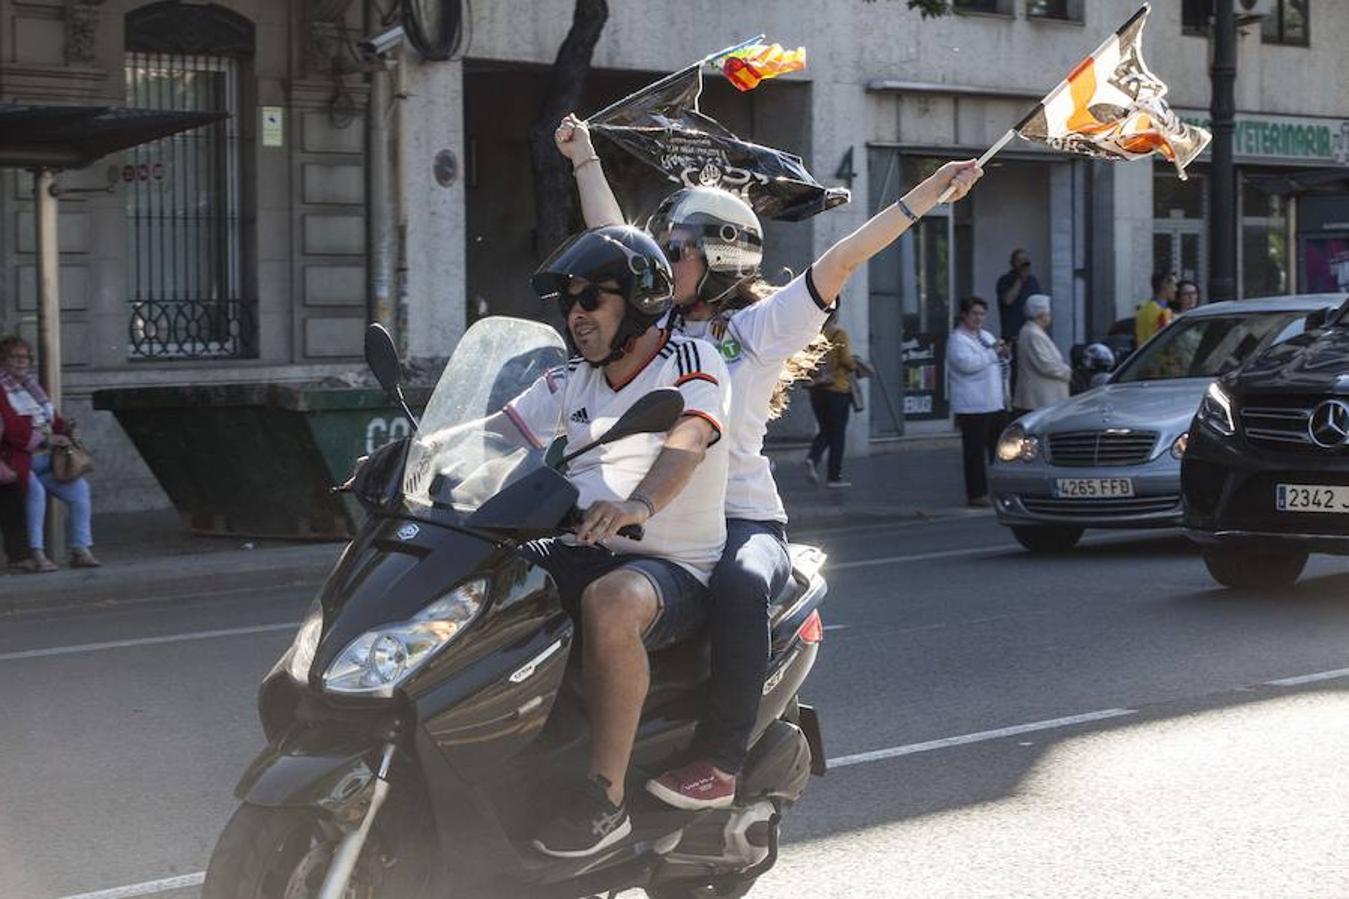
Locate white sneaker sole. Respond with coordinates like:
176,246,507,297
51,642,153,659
644,777,735,810
531,816,632,858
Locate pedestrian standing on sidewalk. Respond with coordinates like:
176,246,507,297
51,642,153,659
947,297,1008,507
995,249,1040,395
1013,295,1072,415
805,314,856,489
0,336,99,572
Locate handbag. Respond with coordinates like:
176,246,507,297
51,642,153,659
51,437,94,482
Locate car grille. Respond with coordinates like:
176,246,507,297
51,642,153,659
1046,430,1158,466
1021,495,1181,518
1240,399,1318,452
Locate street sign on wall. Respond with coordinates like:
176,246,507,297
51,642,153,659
1177,109,1349,167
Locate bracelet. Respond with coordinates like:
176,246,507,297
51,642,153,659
628,492,657,520
895,196,921,224
573,155,601,174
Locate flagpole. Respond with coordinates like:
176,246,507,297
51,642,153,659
936,128,1017,205
586,35,766,123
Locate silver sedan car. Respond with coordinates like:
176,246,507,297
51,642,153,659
991,294,1344,552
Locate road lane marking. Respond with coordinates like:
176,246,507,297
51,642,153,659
826,708,1138,768
1264,667,1349,687
0,621,298,662
56,872,204,899
829,545,1012,570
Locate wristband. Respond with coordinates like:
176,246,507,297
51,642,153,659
572,155,601,174
895,196,921,224
628,492,657,520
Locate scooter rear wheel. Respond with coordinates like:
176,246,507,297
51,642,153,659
201,803,385,899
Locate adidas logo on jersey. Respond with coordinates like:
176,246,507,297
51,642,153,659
570,407,590,424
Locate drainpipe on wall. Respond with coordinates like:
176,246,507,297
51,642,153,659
365,0,395,332
392,45,409,356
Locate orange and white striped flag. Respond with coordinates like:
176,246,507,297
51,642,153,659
1016,4,1210,178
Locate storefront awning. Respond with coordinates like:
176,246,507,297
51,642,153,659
1245,167,1349,196
0,103,226,169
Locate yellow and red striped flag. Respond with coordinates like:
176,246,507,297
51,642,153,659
1015,4,1210,178
714,43,807,92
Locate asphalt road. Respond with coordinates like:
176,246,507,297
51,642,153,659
3,514,1348,898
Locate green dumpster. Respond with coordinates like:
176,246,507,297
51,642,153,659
94,384,429,539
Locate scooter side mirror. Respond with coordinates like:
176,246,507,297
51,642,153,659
601,388,685,443
365,323,419,429
556,388,685,468
364,323,404,399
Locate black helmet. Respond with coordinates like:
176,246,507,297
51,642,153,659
1082,342,1116,372
646,187,763,305
531,225,674,365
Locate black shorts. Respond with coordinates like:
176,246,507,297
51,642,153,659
518,538,709,650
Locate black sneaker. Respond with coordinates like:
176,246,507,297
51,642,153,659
531,775,632,858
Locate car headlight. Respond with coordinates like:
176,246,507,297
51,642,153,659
1170,432,1189,460
322,578,487,697
996,423,1040,462
286,600,324,683
1198,382,1236,436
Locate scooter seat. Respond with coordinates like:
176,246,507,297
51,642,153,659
643,637,710,713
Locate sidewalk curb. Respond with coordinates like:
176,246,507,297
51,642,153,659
0,543,344,616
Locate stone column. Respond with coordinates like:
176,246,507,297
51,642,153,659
1091,160,1153,325
396,53,466,358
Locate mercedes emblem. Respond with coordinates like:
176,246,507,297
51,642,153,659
1308,399,1349,448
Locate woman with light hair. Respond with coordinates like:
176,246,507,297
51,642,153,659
1013,293,1071,415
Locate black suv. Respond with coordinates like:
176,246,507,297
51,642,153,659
1183,297,1349,589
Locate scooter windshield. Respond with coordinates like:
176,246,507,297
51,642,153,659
404,316,567,512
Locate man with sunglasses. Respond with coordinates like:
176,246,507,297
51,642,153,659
501,225,732,858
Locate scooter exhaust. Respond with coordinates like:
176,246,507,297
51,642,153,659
317,743,397,899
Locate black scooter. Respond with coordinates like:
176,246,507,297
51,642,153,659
202,320,828,899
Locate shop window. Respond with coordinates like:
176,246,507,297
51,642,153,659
1262,0,1309,46
124,1,256,360
1027,0,1083,23
1182,0,1211,36
952,0,1012,16
1153,170,1207,289
1240,180,1290,298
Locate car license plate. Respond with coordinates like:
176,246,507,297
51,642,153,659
1053,478,1135,499
1276,484,1349,513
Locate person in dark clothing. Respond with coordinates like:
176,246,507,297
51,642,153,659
804,316,856,489
0,434,27,567
995,249,1041,396
995,249,1041,343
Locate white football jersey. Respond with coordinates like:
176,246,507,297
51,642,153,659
503,334,731,583
672,269,834,523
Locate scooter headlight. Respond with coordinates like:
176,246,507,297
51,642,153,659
322,578,487,697
285,600,324,683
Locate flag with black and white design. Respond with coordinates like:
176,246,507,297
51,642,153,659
1015,3,1211,178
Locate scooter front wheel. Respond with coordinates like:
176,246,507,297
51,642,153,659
201,803,387,899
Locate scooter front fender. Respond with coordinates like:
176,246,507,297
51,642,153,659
235,739,376,810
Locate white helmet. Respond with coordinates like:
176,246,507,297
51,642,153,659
646,187,764,304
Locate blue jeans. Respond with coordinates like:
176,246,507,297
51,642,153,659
693,518,792,774
26,454,93,551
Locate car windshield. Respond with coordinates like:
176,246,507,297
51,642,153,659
1113,312,1305,383
403,317,567,512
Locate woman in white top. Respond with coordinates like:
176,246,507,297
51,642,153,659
946,296,1009,506
555,113,982,807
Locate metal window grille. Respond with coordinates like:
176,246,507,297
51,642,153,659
124,51,255,359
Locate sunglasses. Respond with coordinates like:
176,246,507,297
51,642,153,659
559,282,620,315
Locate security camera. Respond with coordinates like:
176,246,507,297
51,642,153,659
358,25,405,59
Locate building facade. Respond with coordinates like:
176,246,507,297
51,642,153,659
2,0,1346,513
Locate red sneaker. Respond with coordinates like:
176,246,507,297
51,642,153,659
645,760,736,810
